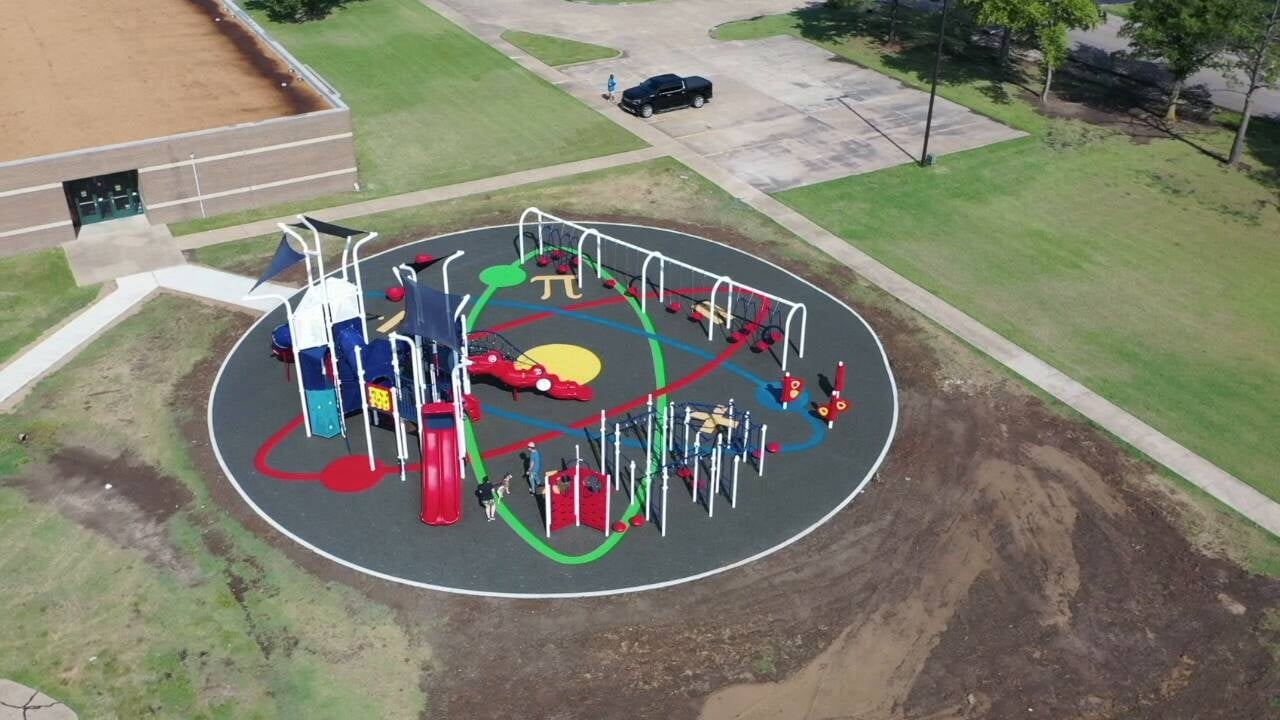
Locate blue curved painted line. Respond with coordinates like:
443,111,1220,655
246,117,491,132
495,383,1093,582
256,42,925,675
485,298,828,454
484,404,644,449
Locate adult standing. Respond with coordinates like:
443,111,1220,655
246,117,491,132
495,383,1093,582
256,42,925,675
525,442,543,494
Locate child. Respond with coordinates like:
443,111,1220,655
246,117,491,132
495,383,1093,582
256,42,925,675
607,74,618,102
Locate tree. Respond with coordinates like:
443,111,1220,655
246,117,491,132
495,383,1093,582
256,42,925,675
963,0,1098,88
1037,0,1102,99
1225,0,1280,166
963,0,1040,67
887,0,902,44
1121,0,1243,121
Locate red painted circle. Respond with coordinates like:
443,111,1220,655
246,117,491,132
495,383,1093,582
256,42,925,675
320,455,388,493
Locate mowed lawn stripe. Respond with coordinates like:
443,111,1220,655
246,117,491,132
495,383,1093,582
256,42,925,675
778,131,1280,500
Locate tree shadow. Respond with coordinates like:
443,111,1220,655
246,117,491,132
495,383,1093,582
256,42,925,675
244,0,363,23
1228,114,1280,186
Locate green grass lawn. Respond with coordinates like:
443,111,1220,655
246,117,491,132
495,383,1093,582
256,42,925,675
0,296,425,718
502,30,620,66
171,0,643,236
721,5,1280,500
0,250,99,365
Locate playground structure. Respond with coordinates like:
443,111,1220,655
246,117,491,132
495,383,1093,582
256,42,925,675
218,218,899,595
247,211,812,535
248,216,473,525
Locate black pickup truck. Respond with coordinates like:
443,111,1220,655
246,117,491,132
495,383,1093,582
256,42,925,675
619,74,713,118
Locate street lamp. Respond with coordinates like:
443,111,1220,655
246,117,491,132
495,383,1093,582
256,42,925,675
920,0,952,167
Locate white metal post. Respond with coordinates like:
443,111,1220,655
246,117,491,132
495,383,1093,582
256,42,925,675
352,232,378,341
692,435,701,502
629,459,637,500
354,346,375,471
660,469,668,538
709,437,720,518
613,423,622,490
544,475,552,538
758,424,768,477
645,394,654,477
574,445,582,527
599,409,607,471
725,398,736,447
441,249,465,298
604,477,611,537
645,470,653,523
683,406,691,464
732,454,740,508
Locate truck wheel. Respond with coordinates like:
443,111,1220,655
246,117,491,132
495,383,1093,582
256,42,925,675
640,104,654,118
692,95,705,108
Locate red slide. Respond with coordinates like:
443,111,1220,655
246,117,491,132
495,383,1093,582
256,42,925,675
420,402,462,525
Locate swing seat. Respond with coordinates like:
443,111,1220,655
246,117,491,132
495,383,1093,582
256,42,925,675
612,521,629,534
742,322,759,334
752,339,769,352
689,310,704,322
550,250,565,260
536,256,551,267
556,263,572,274
626,286,641,298
603,278,618,289
729,331,745,344
766,329,783,344
629,514,645,528
676,465,693,479
665,301,681,313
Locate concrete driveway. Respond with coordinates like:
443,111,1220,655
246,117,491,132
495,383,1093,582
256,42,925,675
438,0,1023,192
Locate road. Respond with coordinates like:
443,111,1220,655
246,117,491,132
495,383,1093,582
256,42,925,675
1073,9,1280,118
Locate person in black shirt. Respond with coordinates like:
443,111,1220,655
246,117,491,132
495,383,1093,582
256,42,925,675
477,478,497,521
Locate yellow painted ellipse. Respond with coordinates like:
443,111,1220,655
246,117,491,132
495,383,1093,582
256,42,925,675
512,344,602,385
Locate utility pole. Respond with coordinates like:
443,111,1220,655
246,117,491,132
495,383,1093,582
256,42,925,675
920,0,952,167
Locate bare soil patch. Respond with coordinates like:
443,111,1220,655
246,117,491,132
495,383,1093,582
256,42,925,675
0,0,328,162
181,222,1280,719
3,449,196,581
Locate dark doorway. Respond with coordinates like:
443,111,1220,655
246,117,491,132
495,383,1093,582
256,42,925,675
63,170,144,227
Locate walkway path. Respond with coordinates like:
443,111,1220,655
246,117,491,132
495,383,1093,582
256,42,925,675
0,266,288,409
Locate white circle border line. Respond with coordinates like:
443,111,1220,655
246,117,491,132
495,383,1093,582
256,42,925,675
207,222,900,599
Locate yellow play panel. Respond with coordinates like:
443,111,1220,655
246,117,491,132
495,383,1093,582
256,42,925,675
512,343,602,384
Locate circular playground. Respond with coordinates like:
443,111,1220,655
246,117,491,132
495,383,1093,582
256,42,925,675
209,213,898,597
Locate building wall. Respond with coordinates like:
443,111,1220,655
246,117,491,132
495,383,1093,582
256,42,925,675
0,109,358,257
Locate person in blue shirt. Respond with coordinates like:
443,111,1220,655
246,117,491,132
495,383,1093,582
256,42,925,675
607,74,618,102
525,442,543,494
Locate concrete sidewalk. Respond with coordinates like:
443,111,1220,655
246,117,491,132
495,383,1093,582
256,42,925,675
0,266,288,409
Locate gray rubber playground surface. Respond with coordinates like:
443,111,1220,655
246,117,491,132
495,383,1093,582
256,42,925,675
210,224,897,597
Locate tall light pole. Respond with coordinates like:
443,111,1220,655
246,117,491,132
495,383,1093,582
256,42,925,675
919,0,952,167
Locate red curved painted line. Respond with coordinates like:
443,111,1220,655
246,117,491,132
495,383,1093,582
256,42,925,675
255,415,319,481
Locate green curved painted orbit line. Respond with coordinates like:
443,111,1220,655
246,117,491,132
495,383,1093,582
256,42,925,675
466,254,669,564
